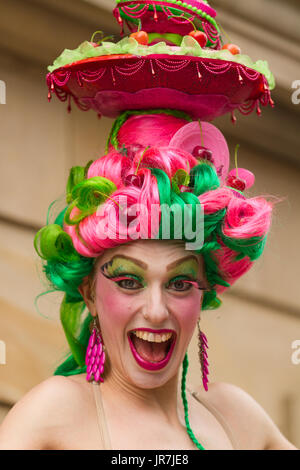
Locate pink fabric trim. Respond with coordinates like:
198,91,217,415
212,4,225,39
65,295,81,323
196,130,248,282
47,55,273,119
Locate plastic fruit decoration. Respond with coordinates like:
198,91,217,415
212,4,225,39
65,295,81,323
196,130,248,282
222,43,241,55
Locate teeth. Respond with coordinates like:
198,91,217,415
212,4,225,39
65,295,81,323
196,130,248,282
133,331,173,343
148,333,154,342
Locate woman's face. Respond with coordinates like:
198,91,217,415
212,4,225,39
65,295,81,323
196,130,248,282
85,240,207,389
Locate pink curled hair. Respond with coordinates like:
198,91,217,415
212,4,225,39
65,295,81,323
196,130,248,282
199,187,233,214
213,196,273,293
116,114,190,148
214,240,254,295
87,151,131,188
223,196,272,238
64,167,161,256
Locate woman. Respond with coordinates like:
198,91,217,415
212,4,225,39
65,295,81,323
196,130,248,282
0,113,296,450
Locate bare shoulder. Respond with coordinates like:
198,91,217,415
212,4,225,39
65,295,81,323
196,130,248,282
195,382,297,450
0,374,91,450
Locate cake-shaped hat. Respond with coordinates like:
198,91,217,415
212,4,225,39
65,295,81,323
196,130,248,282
47,0,275,121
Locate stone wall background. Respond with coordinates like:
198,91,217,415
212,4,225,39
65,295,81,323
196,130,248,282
0,0,299,448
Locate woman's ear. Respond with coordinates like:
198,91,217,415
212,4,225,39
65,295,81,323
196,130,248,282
78,275,97,317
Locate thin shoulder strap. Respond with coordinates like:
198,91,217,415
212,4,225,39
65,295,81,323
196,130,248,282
187,386,238,450
92,381,113,450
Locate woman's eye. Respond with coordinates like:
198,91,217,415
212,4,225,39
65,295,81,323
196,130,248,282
116,278,142,290
168,280,193,291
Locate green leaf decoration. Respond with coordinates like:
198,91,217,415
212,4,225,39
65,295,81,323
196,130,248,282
172,169,190,195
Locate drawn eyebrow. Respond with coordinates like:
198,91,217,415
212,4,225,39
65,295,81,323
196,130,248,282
102,255,148,270
102,254,201,273
166,255,200,271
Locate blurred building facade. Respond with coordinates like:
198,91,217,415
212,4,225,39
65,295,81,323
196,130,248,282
0,0,300,447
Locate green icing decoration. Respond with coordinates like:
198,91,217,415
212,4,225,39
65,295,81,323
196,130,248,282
48,36,275,90
148,32,183,46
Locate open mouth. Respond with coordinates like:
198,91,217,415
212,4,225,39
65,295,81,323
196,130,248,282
127,329,177,371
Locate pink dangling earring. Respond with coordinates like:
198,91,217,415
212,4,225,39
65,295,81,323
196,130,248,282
85,318,106,383
198,321,209,391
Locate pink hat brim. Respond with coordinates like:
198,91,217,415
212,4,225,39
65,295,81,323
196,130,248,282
47,54,273,120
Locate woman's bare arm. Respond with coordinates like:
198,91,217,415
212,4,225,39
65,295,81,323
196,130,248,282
202,382,298,450
0,376,74,450
263,417,298,450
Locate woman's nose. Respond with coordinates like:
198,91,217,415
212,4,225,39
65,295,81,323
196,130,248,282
142,286,169,324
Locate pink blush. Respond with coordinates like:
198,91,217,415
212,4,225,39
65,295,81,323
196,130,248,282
94,274,138,321
167,294,202,332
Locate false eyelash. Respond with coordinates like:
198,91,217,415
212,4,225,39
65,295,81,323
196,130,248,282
168,275,207,291
182,280,207,291
100,261,113,274
107,275,136,282
101,273,145,287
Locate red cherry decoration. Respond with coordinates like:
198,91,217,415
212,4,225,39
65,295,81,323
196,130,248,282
227,168,255,189
226,175,246,192
188,31,208,47
130,31,149,45
222,43,241,55
192,146,213,162
90,42,100,47
124,173,144,188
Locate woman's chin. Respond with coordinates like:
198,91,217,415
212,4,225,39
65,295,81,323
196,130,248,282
121,347,180,389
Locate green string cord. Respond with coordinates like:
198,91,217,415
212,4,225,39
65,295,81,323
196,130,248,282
105,109,193,153
181,353,206,450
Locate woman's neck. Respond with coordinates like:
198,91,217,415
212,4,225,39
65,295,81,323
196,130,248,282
101,369,182,426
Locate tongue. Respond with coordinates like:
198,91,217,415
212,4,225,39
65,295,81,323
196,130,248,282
132,335,168,363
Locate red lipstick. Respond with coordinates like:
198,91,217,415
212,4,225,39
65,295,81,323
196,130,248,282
127,328,177,371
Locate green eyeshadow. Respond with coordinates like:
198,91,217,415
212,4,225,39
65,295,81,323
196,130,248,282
167,258,200,279
100,256,147,286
